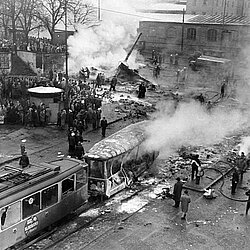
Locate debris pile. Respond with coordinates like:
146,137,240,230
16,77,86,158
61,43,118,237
156,138,241,181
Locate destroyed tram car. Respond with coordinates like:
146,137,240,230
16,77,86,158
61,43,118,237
84,120,158,198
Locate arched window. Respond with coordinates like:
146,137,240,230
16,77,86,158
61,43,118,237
207,29,217,41
187,28,196,40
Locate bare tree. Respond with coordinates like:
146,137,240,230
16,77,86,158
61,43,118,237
68,0,96,31
18,0,43,44
36,0,66,43
0,2,11,39
0,0,24,44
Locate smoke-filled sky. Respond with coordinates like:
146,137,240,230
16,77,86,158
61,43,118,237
68,0,140,73
145,100,248,158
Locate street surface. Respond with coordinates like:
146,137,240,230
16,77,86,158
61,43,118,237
1,58,250,250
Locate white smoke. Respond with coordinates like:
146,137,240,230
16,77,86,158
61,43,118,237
67,0,139,74
239,136,250,155
145,101,247,157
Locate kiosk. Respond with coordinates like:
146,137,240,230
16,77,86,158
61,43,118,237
28,86,64,124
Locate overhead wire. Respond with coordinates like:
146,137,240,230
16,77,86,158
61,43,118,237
92,6,171,21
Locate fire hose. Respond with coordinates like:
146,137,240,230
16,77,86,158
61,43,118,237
204,160,249,202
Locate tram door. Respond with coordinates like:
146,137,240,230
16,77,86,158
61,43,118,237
105,156,126,197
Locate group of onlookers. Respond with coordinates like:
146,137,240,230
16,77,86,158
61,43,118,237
0,37,66,54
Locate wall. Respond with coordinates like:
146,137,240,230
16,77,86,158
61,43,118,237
17,51,37,72
0,52,11,74
186,0,243,16
138,20,250,58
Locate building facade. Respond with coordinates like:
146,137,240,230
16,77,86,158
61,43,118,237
186,0,250,16
138,15,250,58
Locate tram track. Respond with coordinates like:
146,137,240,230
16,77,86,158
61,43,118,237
18,184,152,250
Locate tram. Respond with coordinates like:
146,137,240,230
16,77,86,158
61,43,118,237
0,158,88,250
84,121,158,198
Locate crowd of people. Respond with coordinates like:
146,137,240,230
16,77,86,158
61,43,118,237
0,37,66,54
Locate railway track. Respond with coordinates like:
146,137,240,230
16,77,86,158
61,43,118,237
16,183,153,250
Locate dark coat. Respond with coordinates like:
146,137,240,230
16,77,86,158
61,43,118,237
173,181,183,201
75,144,85,159
101,119,108,128
19,155,29,168
232,171,239,183
181,194,191,213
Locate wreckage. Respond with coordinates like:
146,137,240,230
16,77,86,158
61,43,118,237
115,32,154,88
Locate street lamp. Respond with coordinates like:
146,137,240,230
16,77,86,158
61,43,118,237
64,0,69,110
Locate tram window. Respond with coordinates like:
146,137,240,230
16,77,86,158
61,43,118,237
62,175,75,197
76,169,87,190
22,193,40,219
107,155,123,177
1,202,21,230
90,161,104,178
42,185,58,209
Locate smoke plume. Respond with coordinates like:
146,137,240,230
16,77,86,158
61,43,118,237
67,0,139,73
145,101,247,158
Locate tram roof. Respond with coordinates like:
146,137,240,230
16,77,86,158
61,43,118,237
0,158,84,198
84,121,149,160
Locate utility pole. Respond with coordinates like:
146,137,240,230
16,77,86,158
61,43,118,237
98,0,101,21
220,0,227,50
181,8,185,52
64,0,69,109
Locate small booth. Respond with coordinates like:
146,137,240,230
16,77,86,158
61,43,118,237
28,86,64,124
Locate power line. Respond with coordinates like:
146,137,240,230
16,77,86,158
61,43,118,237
92,6,163,21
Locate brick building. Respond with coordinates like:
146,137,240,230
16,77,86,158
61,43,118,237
186,0,250,16
138,14,250,58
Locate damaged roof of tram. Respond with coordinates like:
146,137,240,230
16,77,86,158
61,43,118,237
84,121,149,160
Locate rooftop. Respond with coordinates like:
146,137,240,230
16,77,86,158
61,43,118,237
187,14,250,26
85,121,149,160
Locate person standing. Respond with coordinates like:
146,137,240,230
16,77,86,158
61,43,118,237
196,165,203,185
238,152,247,181
191,155,200,181
101,117,108,137
20,139,26,156
245,190,250,215
110,76,117,91
68,132,76,156
220,81,226,98
96,108,102,128
231,168,239,195
181,190,191,219
170,54,174,66
75,141,85,160
19,152,30,168
173,177,183,208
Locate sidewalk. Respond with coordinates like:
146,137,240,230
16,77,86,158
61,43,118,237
0,103,128,166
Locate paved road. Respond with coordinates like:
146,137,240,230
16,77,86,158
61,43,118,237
48,169,250,250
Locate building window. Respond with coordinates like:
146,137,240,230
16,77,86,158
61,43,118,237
207,29,217,41
203,0,207,5
194,0,197,6
187,28,196,40
166,27,177,38
216,0,219,6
